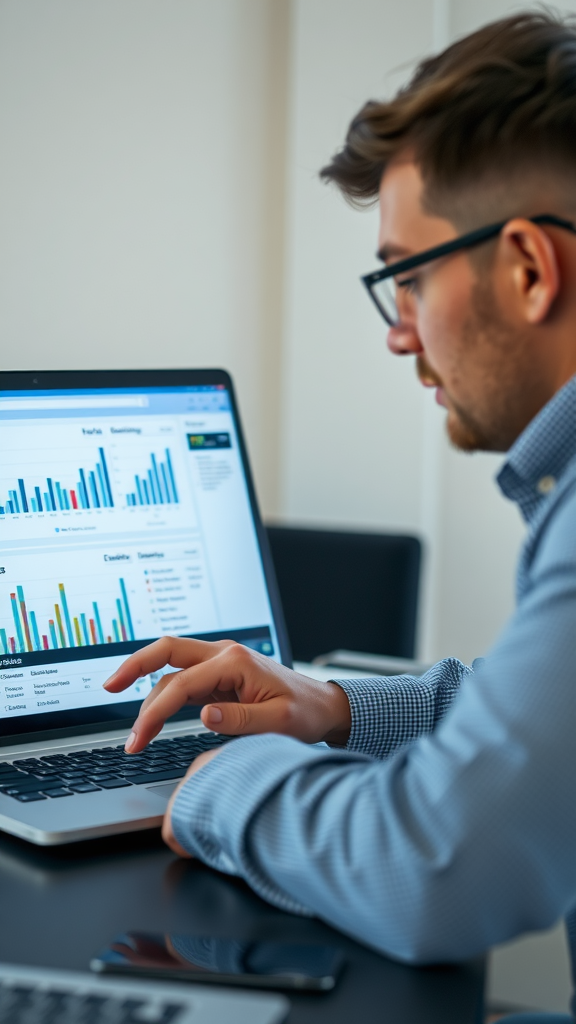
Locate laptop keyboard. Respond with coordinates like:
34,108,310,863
0,978,186,1023
0,732,232,802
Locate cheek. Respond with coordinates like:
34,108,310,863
417,268,472,367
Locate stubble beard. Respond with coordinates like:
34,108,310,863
416,353,493,452
417,279,529,454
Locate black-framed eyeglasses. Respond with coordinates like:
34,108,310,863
361,213,576,327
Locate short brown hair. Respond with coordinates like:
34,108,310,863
320,11,576,218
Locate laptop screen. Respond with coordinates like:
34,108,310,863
0,370,289,742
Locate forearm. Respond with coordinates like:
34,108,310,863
171,581,576,964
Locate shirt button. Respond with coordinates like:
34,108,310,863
536,475,556,495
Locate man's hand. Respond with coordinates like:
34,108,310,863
162,746,223,857
104,637,351,753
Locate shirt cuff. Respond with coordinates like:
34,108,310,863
330,658,469,759
170,732,359,915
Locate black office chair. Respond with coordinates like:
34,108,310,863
266,524,422,664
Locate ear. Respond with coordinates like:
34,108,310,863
499,218,560,324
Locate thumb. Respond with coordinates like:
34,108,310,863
201,698,288,736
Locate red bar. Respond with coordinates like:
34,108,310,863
89,618,97,645
9,637,16,653
107,635,112,643
70,489,78,510
42,635,49,650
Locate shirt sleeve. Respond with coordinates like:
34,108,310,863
332,657,470,758
170,491,576,965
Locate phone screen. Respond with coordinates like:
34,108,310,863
91,932,345,991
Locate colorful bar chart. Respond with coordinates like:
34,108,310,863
0,448,114,515
125,448,179,507
0,578,135,654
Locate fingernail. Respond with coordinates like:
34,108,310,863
125,731,137,752
103,672,117,689
205,706,223,724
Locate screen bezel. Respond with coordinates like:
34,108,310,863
0,367,292,746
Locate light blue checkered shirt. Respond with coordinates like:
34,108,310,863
172,376,576,1004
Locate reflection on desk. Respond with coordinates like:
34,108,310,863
0,829,485,1024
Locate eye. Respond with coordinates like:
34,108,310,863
396,276,418,294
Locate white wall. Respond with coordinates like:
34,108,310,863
0,0,288,513
278,0,531,668
0,0,573,1012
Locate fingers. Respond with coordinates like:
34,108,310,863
103,636,219,693
162,764,195,857
201,694,293,736
161,750,222,857
162,812,192,858
125,655,242,751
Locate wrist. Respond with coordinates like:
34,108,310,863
321,681,352,745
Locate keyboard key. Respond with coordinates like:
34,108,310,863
3,778,62,794
0,733,232,803
96,777,133,789
0,774,25,783
125,767,187,785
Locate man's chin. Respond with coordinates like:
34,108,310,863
446,409,487,453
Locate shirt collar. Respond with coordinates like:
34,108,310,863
497,375,576,524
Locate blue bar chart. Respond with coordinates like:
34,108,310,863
0,448,114,515
125,448,179,507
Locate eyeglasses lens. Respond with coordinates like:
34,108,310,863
370,277,399,327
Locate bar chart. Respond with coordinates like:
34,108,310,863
125,448,179,507
0,448,114,515
0,578,135,655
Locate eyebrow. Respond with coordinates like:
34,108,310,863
376,242,413,263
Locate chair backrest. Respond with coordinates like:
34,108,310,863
266,525,422,663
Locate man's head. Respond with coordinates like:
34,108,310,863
321,11,576,452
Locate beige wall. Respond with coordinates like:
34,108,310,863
0,0,574,1012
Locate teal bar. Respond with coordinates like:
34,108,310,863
116,598,127,641
165,448,178,502
30,611,41,652
59,584,75,647
119,578,135,641
93,602,104,644
49,621,58,649
10,594,25,653
80,613,90,645
0,628,7,654
112,619,121,643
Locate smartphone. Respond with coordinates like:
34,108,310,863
90,932,345,991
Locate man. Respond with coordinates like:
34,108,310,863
105,12,576,1021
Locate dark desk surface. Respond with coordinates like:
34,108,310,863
0,828,485,1024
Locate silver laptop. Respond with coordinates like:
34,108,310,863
0,369,291,845
0,962,289,1024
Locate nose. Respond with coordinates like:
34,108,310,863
386,324,424,356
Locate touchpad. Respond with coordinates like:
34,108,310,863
146,782,178,799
